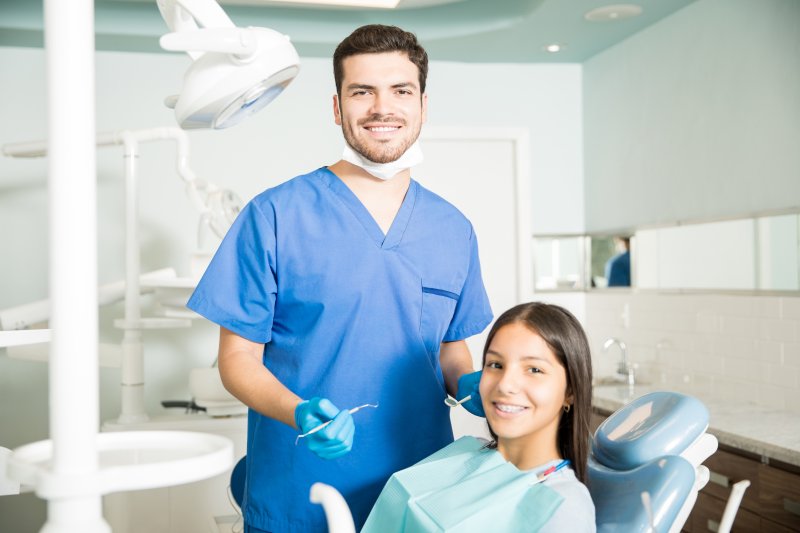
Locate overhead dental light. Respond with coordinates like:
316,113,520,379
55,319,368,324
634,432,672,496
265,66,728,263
157,0,300,129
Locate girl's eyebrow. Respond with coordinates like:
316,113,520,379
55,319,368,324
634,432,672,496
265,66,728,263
486,349,551,363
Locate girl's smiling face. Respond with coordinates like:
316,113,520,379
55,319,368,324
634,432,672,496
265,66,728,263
479,321,570,459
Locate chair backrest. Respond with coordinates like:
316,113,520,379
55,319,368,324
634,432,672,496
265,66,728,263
588,391,718,533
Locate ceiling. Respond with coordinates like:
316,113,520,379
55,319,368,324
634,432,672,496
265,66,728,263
0,0,697,63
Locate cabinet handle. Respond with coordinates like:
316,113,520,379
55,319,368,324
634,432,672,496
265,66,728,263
709,471,731,488
707,519,720,532
785,498,800,517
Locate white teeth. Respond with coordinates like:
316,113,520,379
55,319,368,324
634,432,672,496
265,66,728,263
369,126,398,132
496,404,526,413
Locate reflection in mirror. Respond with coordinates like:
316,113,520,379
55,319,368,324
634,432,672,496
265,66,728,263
532,236,586,290
533,213,799,293
591,236,632,288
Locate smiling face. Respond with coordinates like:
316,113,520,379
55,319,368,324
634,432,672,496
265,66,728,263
479,321,571,463
333,51,427,164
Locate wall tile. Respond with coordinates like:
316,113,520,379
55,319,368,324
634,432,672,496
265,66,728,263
754,339,783,365
754,297,782,318
713,336,757,360
782,298,800,320
767,364,798,388
720,316,759,338
756,384,786,410
759,318,798,343
724,358,756,381
784,387,800,415
587,293,800,411
784,343,800,368
715,378,757,405
695,313,721,334
693,354,724,375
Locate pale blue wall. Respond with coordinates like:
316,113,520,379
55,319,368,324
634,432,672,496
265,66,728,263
583,0,800,232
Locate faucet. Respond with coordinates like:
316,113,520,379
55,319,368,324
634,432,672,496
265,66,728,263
603,337,634,386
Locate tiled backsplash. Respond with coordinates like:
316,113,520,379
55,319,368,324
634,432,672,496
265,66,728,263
585,292,800,413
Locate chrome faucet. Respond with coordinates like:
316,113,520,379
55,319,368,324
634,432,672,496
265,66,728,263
603,337,634,386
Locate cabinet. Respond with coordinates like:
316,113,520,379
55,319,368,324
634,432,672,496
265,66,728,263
591,408,800,532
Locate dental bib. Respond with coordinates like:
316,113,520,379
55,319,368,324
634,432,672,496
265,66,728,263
362,436,564,532
341,141,423,181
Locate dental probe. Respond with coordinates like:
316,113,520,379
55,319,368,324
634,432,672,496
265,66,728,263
295,403,379,444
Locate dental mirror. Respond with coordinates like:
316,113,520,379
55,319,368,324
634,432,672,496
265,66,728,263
444,395,471,408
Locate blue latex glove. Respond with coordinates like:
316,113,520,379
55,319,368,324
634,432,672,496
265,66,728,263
457,371,485,417
294,397,355,460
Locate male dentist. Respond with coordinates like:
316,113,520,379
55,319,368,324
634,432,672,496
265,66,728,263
188,24,491,532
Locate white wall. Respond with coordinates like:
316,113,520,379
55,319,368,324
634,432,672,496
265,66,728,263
583,0,800,232
580,0,800,416
0,47,582,530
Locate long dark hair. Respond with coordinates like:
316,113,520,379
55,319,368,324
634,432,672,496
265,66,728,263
482,302,593,484
333,24,429,98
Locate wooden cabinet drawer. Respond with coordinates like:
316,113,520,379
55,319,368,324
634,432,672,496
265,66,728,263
702,449,760,512
759,462,800,530
691,492,761,532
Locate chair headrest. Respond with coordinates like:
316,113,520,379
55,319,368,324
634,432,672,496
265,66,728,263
592,391,709,470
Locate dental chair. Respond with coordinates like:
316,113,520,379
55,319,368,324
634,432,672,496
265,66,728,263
241,392,741,532
588,391,719,532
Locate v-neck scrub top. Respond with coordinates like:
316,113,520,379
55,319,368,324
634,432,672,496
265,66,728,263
187,168,493,532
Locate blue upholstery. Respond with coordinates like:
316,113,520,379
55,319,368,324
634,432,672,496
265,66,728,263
230,456,246,509
589,392,710,533
592,392,708,470
589,454,695,532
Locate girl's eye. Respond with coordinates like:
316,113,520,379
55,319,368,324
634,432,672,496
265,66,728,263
485,361,502,369
527,367,543,374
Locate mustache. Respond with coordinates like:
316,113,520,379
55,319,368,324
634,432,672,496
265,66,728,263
357,114,406,126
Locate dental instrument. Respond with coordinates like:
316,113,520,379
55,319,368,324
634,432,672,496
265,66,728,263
443,395,471,407
295,403,378,444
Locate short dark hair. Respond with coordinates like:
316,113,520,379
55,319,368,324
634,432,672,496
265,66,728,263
333,24,428,98
482,302,593,484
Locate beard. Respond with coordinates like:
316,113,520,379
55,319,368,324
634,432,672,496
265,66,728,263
342,114,421,164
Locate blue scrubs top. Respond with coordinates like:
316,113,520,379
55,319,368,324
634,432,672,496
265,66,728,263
187,167,493,532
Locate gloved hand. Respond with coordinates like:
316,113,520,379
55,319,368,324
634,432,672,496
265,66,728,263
457,371,485,417
294,397,355,460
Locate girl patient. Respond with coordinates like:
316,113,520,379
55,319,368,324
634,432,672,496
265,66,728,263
362,302,596,532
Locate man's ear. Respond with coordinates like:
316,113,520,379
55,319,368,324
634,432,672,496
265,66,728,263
333,94,342,125
421,92,428,124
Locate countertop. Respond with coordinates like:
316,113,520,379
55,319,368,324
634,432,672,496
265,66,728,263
592,384,800,468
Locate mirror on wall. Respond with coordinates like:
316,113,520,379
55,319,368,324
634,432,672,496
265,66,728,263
532,212,800,293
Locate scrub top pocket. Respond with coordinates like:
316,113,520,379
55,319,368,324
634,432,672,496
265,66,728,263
420,285,459,356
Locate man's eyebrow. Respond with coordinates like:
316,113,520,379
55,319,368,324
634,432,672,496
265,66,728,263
345,83,376,91
345,82,418,91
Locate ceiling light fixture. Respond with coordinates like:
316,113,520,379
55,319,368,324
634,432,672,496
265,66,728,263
584,4,643,22
543,43,565,53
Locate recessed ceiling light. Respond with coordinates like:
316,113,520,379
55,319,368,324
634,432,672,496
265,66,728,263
543,43,566,53
584,4,643,22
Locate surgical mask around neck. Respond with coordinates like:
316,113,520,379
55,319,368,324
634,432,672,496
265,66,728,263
341,141,424,181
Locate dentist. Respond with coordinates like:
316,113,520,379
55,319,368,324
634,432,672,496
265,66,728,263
187,24,492,532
